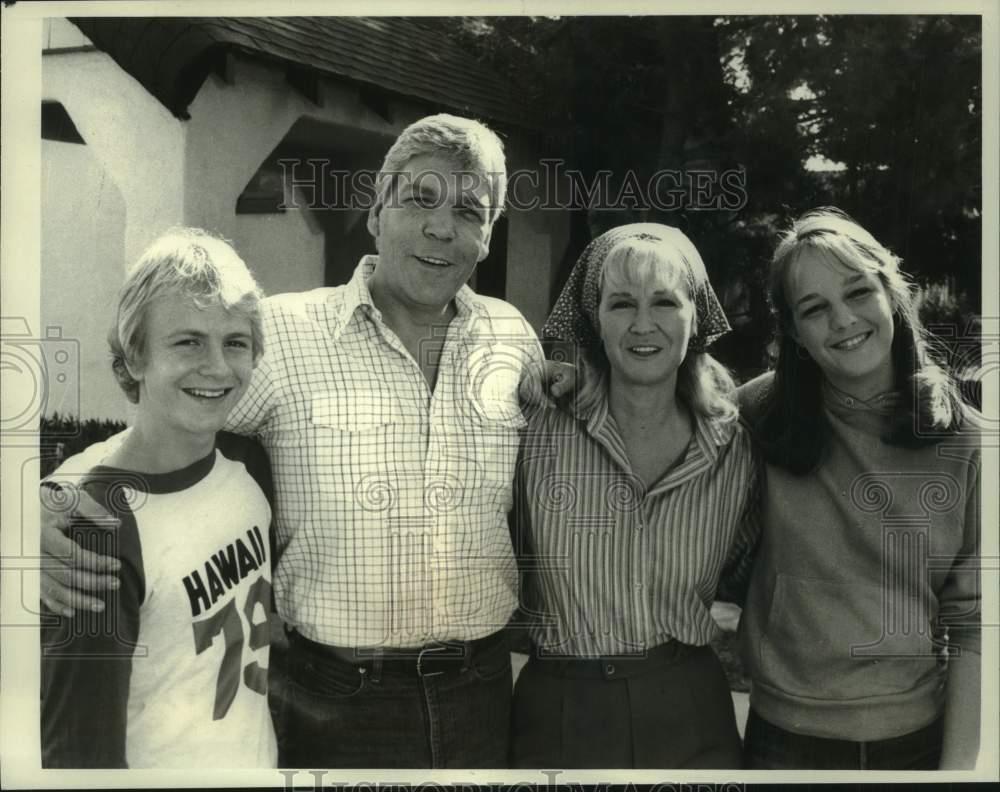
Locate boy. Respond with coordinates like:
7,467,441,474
40,229,277,768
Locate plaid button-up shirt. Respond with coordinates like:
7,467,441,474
227,256,543,648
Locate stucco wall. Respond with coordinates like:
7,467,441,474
42,22,184,422
42,50,186,265
183,58,326,296
41,139,129,422
40,21,569,421
183,55,405,297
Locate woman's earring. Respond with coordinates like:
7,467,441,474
796,344,810,360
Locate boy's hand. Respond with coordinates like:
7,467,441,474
40,484,121,616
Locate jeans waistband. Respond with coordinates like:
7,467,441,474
287,629,508,677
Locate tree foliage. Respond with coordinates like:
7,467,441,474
718,15,982,302
450,15,982,377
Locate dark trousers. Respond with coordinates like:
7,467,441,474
271,631,512,769
743,708,944,770
511,642,742,769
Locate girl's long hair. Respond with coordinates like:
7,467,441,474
758,208,965,474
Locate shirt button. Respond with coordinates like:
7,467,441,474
605,663,616,676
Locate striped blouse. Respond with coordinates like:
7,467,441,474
514,394,758,657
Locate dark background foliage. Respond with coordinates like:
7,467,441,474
449,15,983,383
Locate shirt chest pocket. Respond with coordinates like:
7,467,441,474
309,391,404,511
311,390,401,432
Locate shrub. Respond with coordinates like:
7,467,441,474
39,413,127,478
917,280,982,409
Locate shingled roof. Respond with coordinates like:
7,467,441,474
70,17,537,129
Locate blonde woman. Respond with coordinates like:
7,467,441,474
512,224,757,768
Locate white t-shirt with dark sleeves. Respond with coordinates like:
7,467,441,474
40,432,277,769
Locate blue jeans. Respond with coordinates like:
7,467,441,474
271,631,512,768
743,708,943,770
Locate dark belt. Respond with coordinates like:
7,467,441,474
287,629,508,678
530,640,703,680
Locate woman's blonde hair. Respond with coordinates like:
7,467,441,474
571,237,738,422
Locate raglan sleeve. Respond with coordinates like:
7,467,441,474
216,432,277,564
43,434,123,485
40,481,145,768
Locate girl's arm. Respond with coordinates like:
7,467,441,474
938,448,981,769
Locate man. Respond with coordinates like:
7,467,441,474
41,114,555,768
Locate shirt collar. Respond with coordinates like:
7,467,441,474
579,389,737,489
331,255,485,341
583,390,734,448
821,378,900,437
822,378,901,414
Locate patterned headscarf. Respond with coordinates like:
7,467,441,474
542,223,731,353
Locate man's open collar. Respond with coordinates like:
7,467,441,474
329,255,485,341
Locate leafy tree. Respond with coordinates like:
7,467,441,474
719,15,982,304
448,14,982,378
